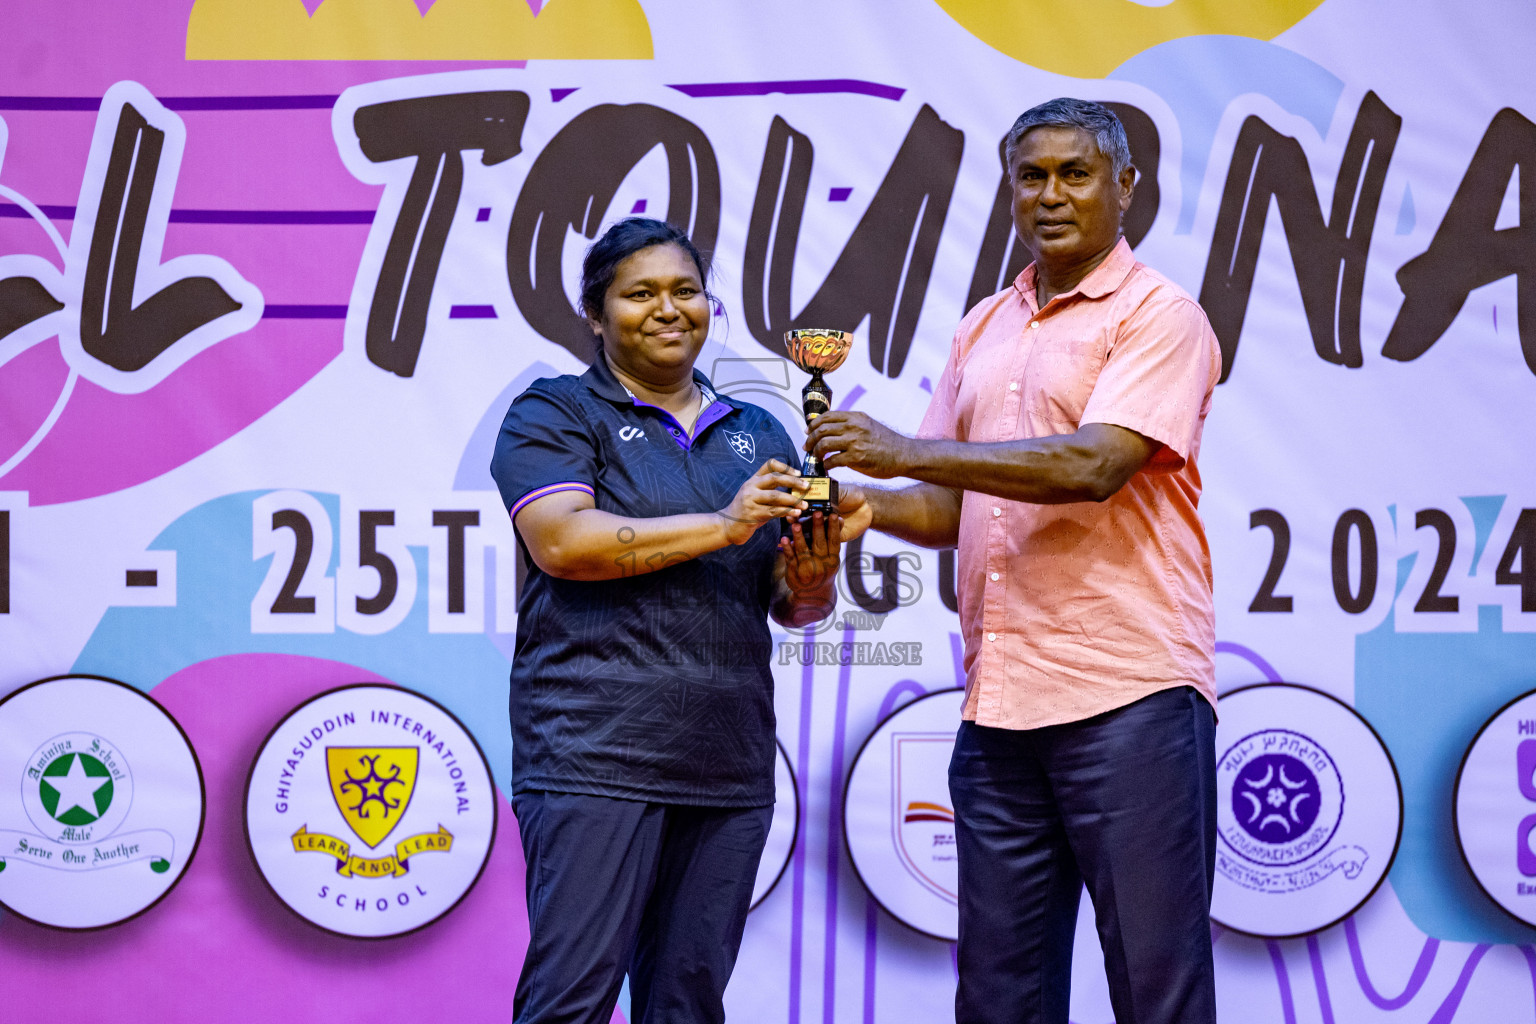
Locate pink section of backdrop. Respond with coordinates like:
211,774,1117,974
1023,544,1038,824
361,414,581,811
0,4,530,504
0,653,530,1023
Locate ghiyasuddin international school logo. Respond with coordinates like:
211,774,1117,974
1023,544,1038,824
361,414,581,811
288,747,453,879
245,684,495,938
1212,684,1402,937
0,676,205,929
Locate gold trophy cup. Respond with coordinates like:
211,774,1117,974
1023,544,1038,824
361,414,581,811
784,328,854,514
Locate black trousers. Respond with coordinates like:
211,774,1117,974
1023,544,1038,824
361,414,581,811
511,791,771,1024
949,686,1218,1024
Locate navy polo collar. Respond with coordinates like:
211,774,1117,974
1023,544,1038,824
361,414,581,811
581,353,739,408
582,354,740,451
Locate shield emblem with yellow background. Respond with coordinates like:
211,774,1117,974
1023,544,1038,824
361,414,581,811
326,747,418,849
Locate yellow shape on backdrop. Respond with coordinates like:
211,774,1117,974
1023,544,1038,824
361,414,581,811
326,746,418,849
932,0,1325,78
187,0,653,61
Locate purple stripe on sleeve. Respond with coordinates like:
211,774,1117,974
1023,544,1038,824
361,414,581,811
510,482,594,518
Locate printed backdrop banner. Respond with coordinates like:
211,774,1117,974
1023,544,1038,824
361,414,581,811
2,0,1535,1021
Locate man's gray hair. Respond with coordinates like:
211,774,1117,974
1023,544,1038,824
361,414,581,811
1004,98,1132,178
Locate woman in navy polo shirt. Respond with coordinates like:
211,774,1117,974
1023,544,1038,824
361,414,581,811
490,218,842,1024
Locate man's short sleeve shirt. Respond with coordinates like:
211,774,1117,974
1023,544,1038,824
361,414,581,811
917,238,1221,729
489,356,799,807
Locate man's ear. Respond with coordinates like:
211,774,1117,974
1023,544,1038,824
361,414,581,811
1118,164,1136,213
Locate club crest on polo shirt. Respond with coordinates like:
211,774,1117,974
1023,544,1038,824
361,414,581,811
725,429,756,462
0,676,204,929
244,684,495,937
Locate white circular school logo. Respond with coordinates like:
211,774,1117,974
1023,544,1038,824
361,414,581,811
844,689,962,941
1213,684,1401,937
1455,688,1536,928
0,676,204,929
244,684,496,938
750,740,799,911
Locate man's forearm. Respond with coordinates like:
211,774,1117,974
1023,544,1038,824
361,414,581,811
861,483,962,549
895,425,1151,505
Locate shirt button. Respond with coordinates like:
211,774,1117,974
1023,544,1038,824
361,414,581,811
987,632,997,642
1008,382,1018,392
990,572,999,581
1029,321,1040,330
991,507,1001,517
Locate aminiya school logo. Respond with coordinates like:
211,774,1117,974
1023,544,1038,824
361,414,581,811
18,733,153,861
0,676,204,929
245,684,495,937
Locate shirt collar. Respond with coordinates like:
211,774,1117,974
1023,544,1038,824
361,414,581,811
581,353,734,411
1012,235,1136,313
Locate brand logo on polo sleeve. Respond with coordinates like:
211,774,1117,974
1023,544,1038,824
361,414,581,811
0,676,205,929
1212,684,1401,937
245,684,495,938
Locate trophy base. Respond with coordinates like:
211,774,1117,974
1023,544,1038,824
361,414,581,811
782,477,839,537
801,476,838,515
798,478,835,506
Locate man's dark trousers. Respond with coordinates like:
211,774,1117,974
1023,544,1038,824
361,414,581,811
511,792,771,1024
949,686,1218,1024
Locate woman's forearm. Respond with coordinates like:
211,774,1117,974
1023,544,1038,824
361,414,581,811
527,507,735,581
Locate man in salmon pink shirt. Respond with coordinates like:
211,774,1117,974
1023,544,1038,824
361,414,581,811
808,98,1221,1024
